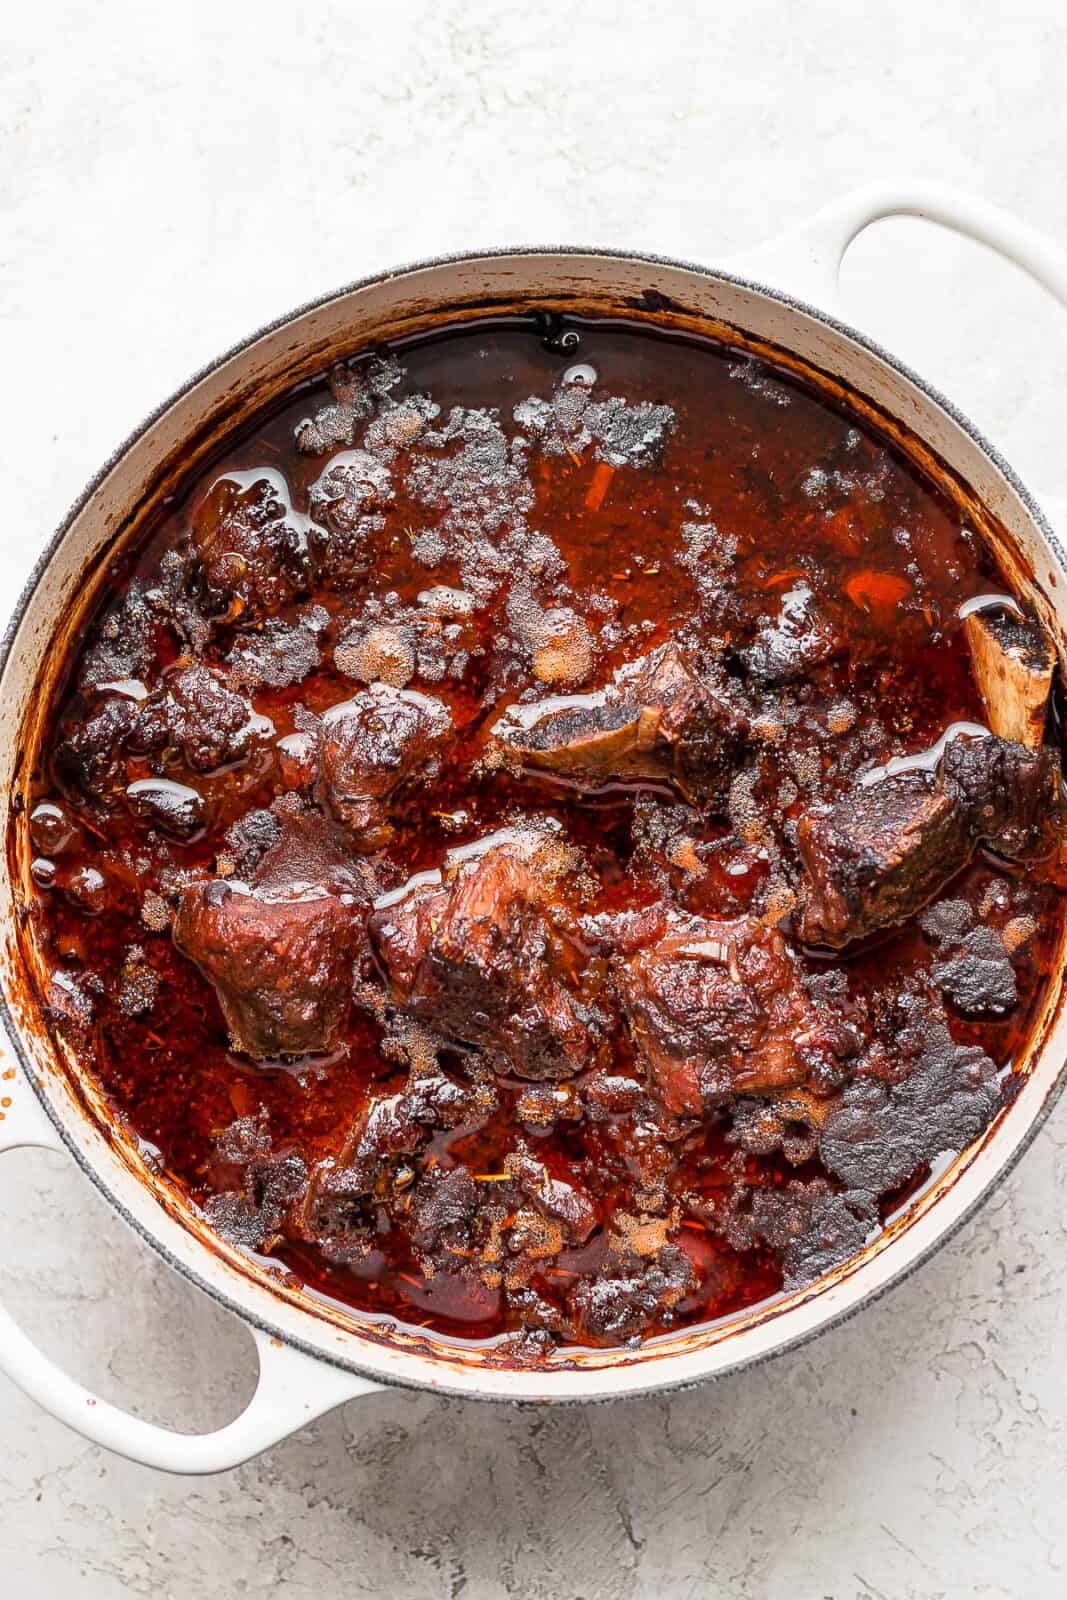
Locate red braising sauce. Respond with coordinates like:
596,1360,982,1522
19,316,1066,1357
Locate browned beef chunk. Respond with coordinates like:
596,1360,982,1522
333,1091,426,1190
369,836,596,1080
58,665,231,826
514,1078,582,1129
192,474,310,620
798,735,1066,948
130,664,260,773
173,880,359,1058
221,807,285,877
54,695,138,798
490,641,747,804
797,774,970,949
566,1244,695,1346
402,1159,558,1290
940,735,1063,860
502,699,647,772
320,685,453,850
46,969,97,1047
617,913,826,1115
581,1070,647,1117
931,932,1017,1017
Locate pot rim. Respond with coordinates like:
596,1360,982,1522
4,241,1065,1402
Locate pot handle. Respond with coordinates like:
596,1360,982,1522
721,178,1067,317
722,179,1067,536
0,1065,382,1473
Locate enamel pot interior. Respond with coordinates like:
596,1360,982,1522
3,249,1066,1404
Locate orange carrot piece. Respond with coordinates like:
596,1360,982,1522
844,569,911,612
585,461,615,512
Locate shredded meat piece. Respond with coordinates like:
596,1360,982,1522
504,1147,599,1244
77,579,164,691
301,1067,497,1264
920,899,1018,1018
409,1166,484,1258
719,1179,878,1291
205,1116,308,1252
54,695,139,798
819,1003,1001,1193
566,1245,696,1345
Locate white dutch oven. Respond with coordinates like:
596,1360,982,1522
3,180,1067,1474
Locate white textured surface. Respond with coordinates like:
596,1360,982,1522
3,2,1067,1593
